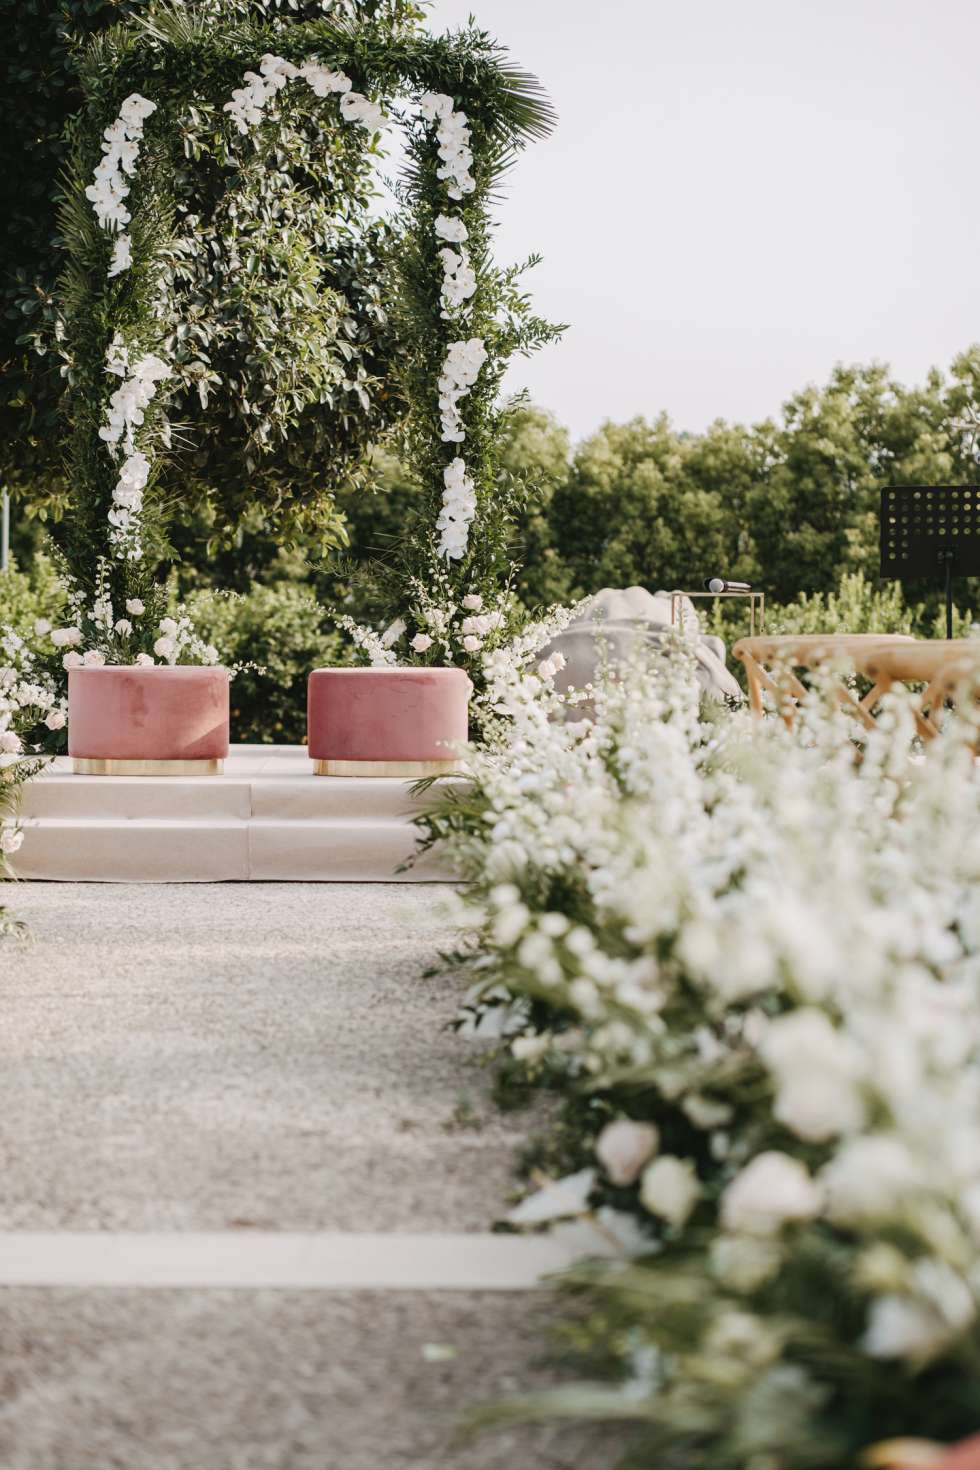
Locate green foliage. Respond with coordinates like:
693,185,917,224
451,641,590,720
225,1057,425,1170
0,557,68,637
533,352,980,614
184,580,346,741
55,4,559,666
0,0,424,502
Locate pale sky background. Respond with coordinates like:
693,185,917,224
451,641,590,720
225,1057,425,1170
415,0,980,444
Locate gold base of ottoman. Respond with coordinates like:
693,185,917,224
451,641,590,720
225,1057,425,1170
314,758,462,779
73,758,224,777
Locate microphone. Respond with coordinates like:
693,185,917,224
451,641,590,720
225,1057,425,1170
705,578,752,594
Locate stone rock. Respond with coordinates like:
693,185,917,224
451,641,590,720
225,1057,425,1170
541,586,743,703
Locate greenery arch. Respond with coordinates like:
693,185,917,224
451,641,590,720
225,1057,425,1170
57,4,559,658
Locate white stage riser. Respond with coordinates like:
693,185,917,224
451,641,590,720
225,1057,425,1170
12,746,461,884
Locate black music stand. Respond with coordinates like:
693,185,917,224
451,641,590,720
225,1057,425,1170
881,485,980,639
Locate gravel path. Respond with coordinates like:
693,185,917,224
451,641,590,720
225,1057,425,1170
0,883,525,1232
0,883,623,1469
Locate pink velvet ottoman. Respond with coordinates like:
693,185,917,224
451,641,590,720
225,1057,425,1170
308,668,471,776
68,666,230,775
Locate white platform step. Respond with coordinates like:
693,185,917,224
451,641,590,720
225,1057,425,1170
11,745,460,883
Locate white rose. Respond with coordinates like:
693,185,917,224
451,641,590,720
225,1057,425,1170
82,650,106,667
134,654,155,667
462,635,481,652
461,593,483,610
0,827,24,855
721,1152,822,1236
158,617,178,636
126,599,145,616
34,619,52,637
44,709,67,731
0,730,22,754
62,651,84,670
153,636,176,662
596,1120,660,1187
411,633,433,653
639,1155,701,1227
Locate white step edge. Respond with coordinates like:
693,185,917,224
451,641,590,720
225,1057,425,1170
0,1231,608,1292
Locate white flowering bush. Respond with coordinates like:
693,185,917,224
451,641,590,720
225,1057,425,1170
422,644,980,1463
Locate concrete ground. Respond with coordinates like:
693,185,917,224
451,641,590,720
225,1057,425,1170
0,883,624,1470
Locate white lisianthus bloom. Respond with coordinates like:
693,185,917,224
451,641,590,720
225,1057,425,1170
62,651,85,670
862,1295,954,1362
721,1152,822,1236
0,828,25,855
538,652,566,680
113,619,133,637
125,599,145,616
82,650,106,667
158,617,178,636
34,619,52,637
511,1033,550,1063
0,730,22,754
134,654,155,667
596,1120,660,1187
461,594,483,611
462,635,481,653
411,633,433,653
44,709,67,731
50,627,83,648
820,1135,922,1226
639,1155,701,1227
759,1009,866,1142
153,636,177,662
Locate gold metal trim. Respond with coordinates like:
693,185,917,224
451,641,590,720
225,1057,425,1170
72,758,224,777
314,758,462,779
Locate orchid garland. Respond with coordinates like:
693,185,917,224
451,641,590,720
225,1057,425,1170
83,62,491,573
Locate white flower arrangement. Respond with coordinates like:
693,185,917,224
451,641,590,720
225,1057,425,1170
437,337,488,448
418,640,980,1449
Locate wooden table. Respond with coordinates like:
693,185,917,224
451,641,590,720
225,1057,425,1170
732,634,980,740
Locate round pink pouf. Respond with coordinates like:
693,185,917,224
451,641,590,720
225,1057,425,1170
68,666,230,773
308,667,470,776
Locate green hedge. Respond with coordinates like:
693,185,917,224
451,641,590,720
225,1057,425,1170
184,582,347,745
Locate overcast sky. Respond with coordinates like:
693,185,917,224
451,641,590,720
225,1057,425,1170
417,0,980,444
